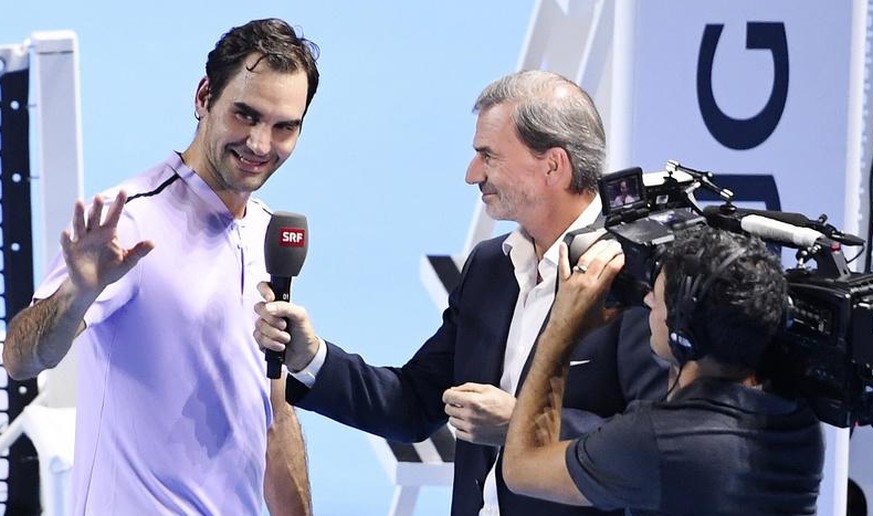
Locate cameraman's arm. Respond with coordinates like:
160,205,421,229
503,241,624,504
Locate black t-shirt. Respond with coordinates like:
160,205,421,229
565,378,824,515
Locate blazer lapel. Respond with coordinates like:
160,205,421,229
467,246,519,386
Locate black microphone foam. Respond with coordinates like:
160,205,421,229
263,211,309,379
702,205,743,233
726,207,813,228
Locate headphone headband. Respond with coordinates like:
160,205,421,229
667,247,746,365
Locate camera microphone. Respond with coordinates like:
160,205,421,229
740,215,825,248
263,211,309,379
713,206,864,247
702,206,825,248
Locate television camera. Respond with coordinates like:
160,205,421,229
565,160,873,427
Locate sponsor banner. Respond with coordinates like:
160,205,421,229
614,0,856,230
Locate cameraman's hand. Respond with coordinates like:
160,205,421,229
550,240,625,340
254,282,321,372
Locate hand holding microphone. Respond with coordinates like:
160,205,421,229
263,211,308,379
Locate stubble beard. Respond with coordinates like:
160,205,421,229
484,189,524,223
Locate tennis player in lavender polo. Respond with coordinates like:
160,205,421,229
4,19,317,515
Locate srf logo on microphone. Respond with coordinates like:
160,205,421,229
279,227,306,247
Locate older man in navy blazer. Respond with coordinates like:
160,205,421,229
254,70,668,515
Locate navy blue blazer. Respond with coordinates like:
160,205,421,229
287,233,668,515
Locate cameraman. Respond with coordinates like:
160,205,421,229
503,226,824,514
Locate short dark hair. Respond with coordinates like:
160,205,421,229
662,226,787,371
205,18,320,116
473,70,605,194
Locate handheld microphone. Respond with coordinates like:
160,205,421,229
264,211,308,379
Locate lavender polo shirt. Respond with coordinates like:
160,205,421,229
35,153,274,515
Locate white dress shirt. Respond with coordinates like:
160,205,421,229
479,196,602,515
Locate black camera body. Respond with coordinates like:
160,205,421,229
764,268,873,427
565,165,706,306
565,161,873,427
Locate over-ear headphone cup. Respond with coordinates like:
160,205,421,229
664,247,746,367
669,330,696,364
668,276,702,365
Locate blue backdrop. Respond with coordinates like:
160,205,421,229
5,2,534,514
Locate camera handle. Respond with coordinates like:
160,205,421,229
666,160,735,203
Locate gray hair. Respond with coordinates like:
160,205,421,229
473,70,605,193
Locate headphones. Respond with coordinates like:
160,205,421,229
667,248,746,366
